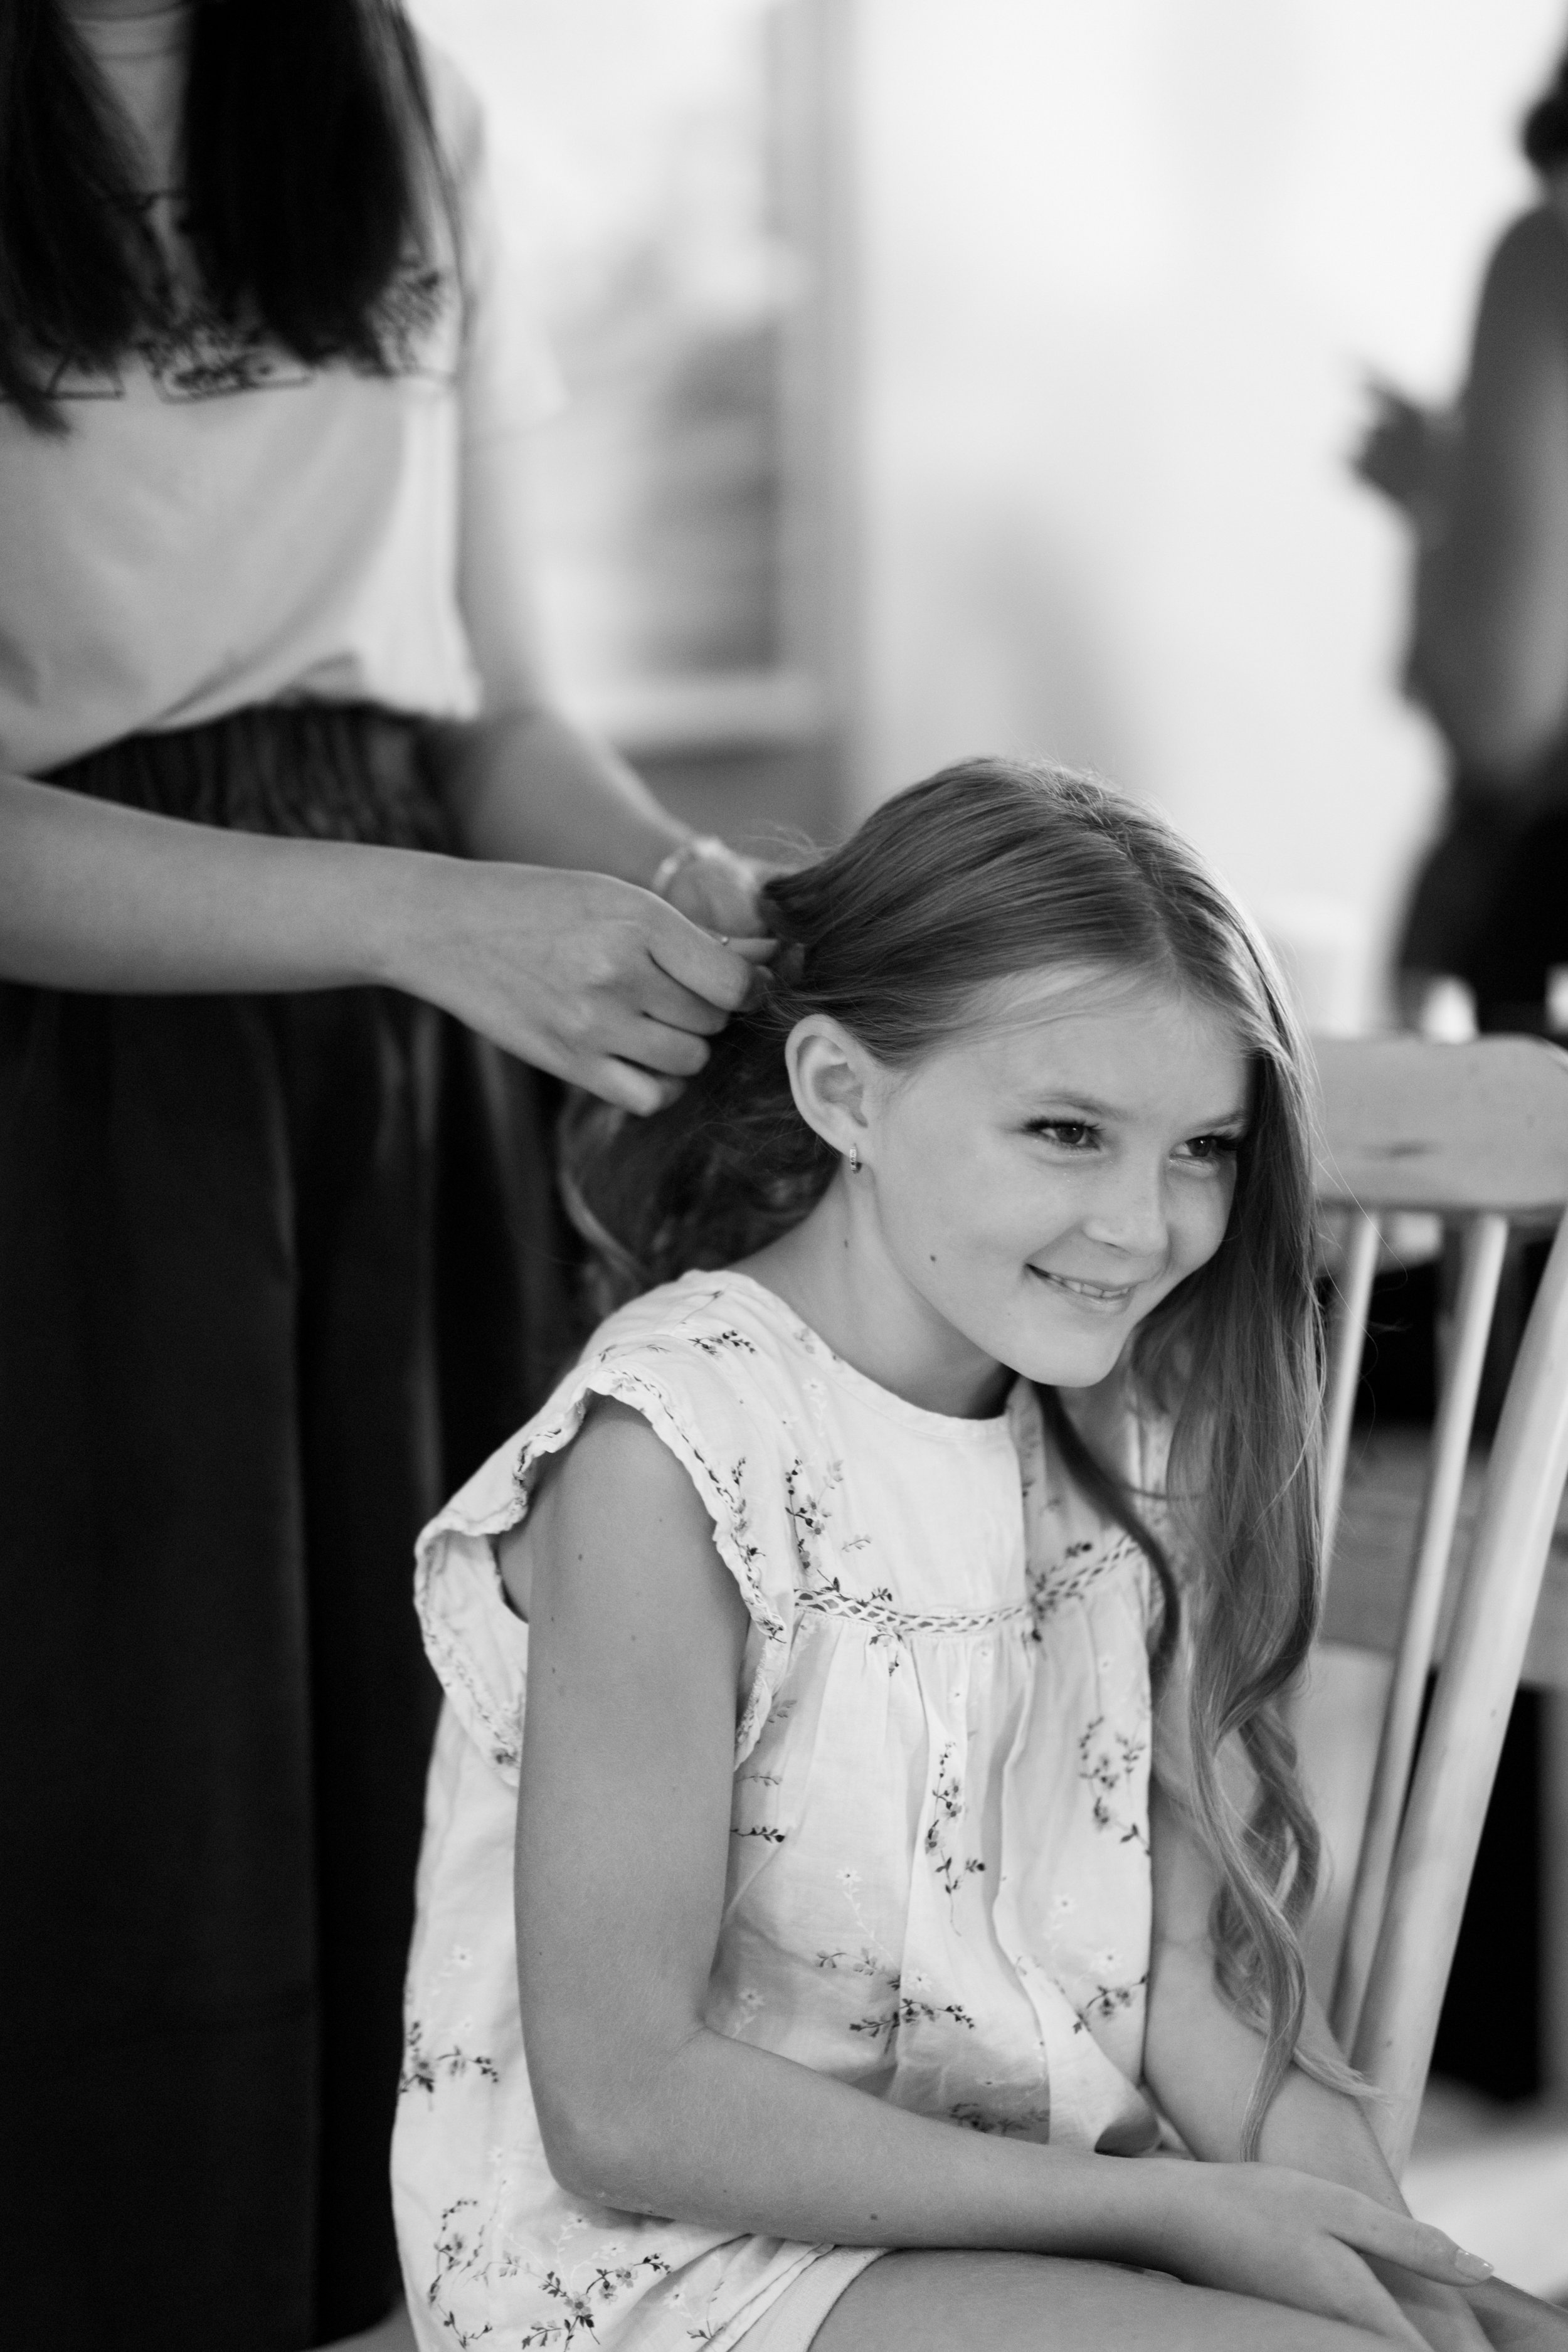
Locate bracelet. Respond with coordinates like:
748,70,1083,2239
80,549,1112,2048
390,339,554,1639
649,834,728,899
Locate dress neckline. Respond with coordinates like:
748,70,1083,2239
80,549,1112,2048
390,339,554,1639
704,1266,1022,1446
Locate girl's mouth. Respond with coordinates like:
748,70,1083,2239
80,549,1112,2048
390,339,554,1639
1029,1267,1138,1311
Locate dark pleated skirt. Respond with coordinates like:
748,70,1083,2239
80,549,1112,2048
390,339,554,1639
0,704,583,2349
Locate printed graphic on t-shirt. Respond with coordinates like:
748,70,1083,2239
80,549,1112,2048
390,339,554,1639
12,191,457,406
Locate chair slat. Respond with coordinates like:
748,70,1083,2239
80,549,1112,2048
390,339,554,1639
1329,1212,1508,2047
1351,1205,1568,2174
1321,1210,1380,1572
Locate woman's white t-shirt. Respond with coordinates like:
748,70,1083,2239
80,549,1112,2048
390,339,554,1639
0,5,556,775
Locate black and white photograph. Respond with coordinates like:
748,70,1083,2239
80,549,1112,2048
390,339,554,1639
3,5,1567,2349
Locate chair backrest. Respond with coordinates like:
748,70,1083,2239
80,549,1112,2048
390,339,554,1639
1306,1034,1568,2175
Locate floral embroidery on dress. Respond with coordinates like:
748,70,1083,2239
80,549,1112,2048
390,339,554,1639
430,2198,675,2350
1082,1974,1148,2023
783,1454,842,1580
400,2017,501,2096
923,1740,987,1902
1027,1531,1144,1627
815,1946,898,1983
684,1327,758,1360
1076,1716,1150,1851
950,2100,1052,2137
848,1987,978,2040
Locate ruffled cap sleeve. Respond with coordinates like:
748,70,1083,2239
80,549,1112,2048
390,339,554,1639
415,1293,806,1784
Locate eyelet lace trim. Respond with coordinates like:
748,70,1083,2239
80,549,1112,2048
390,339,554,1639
798,1578,1032,1635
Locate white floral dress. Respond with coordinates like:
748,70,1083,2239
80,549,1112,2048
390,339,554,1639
395,1268,1163,2351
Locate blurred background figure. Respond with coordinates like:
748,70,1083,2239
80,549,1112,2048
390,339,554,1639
1345,24,1568,2199
1355,38,1568,1039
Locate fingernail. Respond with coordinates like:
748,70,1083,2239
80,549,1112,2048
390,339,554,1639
1454,2249,1493,2280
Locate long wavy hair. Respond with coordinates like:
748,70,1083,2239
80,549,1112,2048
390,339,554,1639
570,757,1350,2153
0,0,447,432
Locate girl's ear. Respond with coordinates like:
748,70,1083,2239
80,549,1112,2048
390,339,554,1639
783,1016,879,1161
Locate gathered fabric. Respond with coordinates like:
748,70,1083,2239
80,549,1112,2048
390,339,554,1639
45,696,453,847
397,1267,1162,2352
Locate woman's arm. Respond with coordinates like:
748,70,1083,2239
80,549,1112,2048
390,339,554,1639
508,1402,1485,2344
0,770,755,1113
1408,207,1568,780
445,425,766,936
1145,1783,1564,2351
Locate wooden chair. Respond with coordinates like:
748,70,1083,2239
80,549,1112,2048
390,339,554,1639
1298,1033,1568,2177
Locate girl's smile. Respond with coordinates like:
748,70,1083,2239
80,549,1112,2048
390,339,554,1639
750,967,1249,1417
1027,1267,1143,1311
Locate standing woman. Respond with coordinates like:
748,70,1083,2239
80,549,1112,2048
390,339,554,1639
0,3,765,2344
1355,32,1568,1030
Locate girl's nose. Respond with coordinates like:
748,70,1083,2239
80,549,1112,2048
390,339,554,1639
1081,1160,1168,1259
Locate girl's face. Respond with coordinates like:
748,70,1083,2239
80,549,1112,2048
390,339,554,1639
840,969,1249,1407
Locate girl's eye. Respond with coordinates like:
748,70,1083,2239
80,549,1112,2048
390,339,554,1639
1179,1131,1244,1167
1027,1120,1101,1150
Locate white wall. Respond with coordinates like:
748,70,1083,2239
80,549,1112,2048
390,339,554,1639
848,0,1565,1022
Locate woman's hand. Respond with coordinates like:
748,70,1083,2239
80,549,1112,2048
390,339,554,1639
385,858,766,1113
1352,379,1458,541
654,834,778,941
1153,2161,1493,2348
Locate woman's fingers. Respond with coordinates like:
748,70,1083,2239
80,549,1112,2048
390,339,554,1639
637,964,733,1037
583,1058,686,1118
645,903,760,1014
402,864,772,1098
627,1017,712,1081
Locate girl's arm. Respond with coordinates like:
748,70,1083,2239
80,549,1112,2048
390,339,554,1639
1145,1783,1565,2351
442,425,765,938
1407,206,1568,780
0,770,753,1115
509,1401,1487,2346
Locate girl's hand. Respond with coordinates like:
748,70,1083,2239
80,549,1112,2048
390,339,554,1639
1462,2272,1568,2350
1155,2161,1493,2348
1369,2262,1493,2352
385,858,761,1113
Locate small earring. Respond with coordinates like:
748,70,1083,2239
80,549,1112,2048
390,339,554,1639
847,1142,861,1173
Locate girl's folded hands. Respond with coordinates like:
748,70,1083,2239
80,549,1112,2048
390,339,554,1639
1151,2161,1493,2349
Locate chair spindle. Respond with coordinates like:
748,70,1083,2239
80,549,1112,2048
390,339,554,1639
1328,1211,1508,2047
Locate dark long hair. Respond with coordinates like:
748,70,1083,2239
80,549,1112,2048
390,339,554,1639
0,0,448,430
570,758,1355,2153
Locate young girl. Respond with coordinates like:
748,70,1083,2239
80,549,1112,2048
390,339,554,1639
395,761,1563,2352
